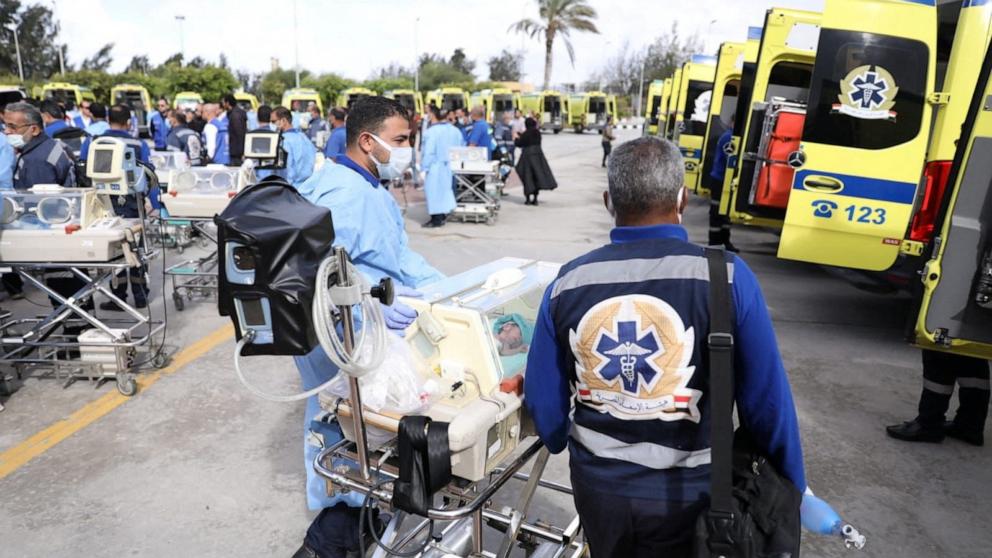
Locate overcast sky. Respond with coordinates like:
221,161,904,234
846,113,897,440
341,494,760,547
50,0,824,85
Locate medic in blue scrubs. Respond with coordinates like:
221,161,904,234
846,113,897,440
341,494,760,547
148,97,171,151
292,96,444,558
271,106,316,187
420,104,464,228
322,108,348,162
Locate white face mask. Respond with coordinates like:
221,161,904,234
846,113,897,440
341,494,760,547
6,134,25,150
370,134,413,180
676,186,686,224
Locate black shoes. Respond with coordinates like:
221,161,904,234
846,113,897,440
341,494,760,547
945,421,984,446
886,420,945,443
291,544,318,558
422,220,445,228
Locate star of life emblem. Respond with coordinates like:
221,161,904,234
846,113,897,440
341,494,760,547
833,64,899,121
570,295,702,422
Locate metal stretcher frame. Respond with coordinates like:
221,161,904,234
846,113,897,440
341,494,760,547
163,219,218,312
152,216,199,253
0,257,167,396
451,169,502,225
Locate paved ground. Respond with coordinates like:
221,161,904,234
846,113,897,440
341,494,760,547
1,129,990,557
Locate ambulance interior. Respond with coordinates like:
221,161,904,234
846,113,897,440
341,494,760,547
734,61,813,219
925,139,992,346
492,94,516,118
543,96,562,121
683,81,713,136
44,89,79,111
393,93,417,113
113,90,149,129
442,94,466,112
701,80,740,189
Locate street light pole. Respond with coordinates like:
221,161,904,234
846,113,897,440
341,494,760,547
50,0,64,75
293,0,300,88
7,25,23,82
636,57,646,117
175,15,186,63
414,17,420,92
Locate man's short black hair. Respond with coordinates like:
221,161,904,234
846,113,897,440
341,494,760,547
169,109,187,125
222,94,237,108
345,96,409,148
257,105,272,124
330,107,346,122
272,106,292,124
109,104,131,126
90,103,107,119
39,100,64,120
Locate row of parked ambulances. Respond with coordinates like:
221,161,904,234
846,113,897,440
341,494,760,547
644,0,992,361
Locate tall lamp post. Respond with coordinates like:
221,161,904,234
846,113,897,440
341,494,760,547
636,56,646,117
6,24,23,82
293,0,301,88
414,17,420,93
175,15,186,63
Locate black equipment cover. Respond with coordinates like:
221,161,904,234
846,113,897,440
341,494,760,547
693,248,802,558
215,176,334,356
392,416,452,516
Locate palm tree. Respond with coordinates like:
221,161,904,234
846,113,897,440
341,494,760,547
509,0,600,91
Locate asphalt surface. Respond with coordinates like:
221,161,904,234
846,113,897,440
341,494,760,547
1,129,990,557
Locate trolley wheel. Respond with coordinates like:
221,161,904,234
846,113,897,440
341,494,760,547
152,352,168,369
487,216,496,226
117,376,138,396
177,244,185,255
575,126,583,134
172,292,185,312
198,237,210,248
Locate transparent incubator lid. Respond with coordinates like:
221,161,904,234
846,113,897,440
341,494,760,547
416,257,561,380
0,186,103,230
169,165,243,194
149,151,190,174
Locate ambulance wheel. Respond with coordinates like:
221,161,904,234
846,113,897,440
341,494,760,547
553,129,561,134
574,126,583,134
172,292,185,312
117,376,137,396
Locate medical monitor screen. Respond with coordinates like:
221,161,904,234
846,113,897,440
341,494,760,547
93,149,114,174
250,136,273,155
241,299,267,327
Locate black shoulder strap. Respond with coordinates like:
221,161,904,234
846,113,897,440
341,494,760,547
706,247,735,516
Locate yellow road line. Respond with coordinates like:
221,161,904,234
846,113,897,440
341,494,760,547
0,324,233,480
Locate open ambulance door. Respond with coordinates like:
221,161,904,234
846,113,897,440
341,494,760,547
778,0,937,271
914,39,992,360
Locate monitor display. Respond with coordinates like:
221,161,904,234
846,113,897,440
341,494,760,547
240,299,267,327
250,136,272,155
93,149,114,174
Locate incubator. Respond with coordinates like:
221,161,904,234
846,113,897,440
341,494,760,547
149,151,191,185
448,147,503,225
161,164,255,218
0,186,140,263
325,257,561,482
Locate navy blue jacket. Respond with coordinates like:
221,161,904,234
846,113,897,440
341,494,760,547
525,224,805,501
13,133,75,189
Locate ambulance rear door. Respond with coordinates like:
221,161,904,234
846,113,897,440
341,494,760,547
778,0,937,271
699,42,744,197
914,24,992,360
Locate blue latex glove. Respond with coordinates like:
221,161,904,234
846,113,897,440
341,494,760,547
382,300,418,335
801,490,842,535
395,285,424,299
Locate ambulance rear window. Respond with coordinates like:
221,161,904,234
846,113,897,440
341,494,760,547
802,29,928,150
733,63,757,136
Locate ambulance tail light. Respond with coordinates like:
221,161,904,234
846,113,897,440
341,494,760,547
908,160,953,243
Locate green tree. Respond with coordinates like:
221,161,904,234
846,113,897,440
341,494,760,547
642,22,703,83
0,1,64,80
161,53,184,68
260,67,310,105
61,69,115,101
303,73,354,109
126,55,151,75
112,71,167,101
80,43,114,72
416,51,475,91
510,0,599,90
363,77,414,95
449,48,475,75
162,65,239,101
487,49,524,81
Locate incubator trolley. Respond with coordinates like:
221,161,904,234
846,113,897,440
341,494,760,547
449,147,503,226
315,258,589,557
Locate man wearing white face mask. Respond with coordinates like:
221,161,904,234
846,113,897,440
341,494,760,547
3,102,75,190
271,105,317,187
525,137,805,557
292,96,445,558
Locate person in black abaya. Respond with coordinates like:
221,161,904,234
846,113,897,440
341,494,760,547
514,117,557,205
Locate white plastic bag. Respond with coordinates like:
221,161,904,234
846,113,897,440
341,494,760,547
325,334,428,415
